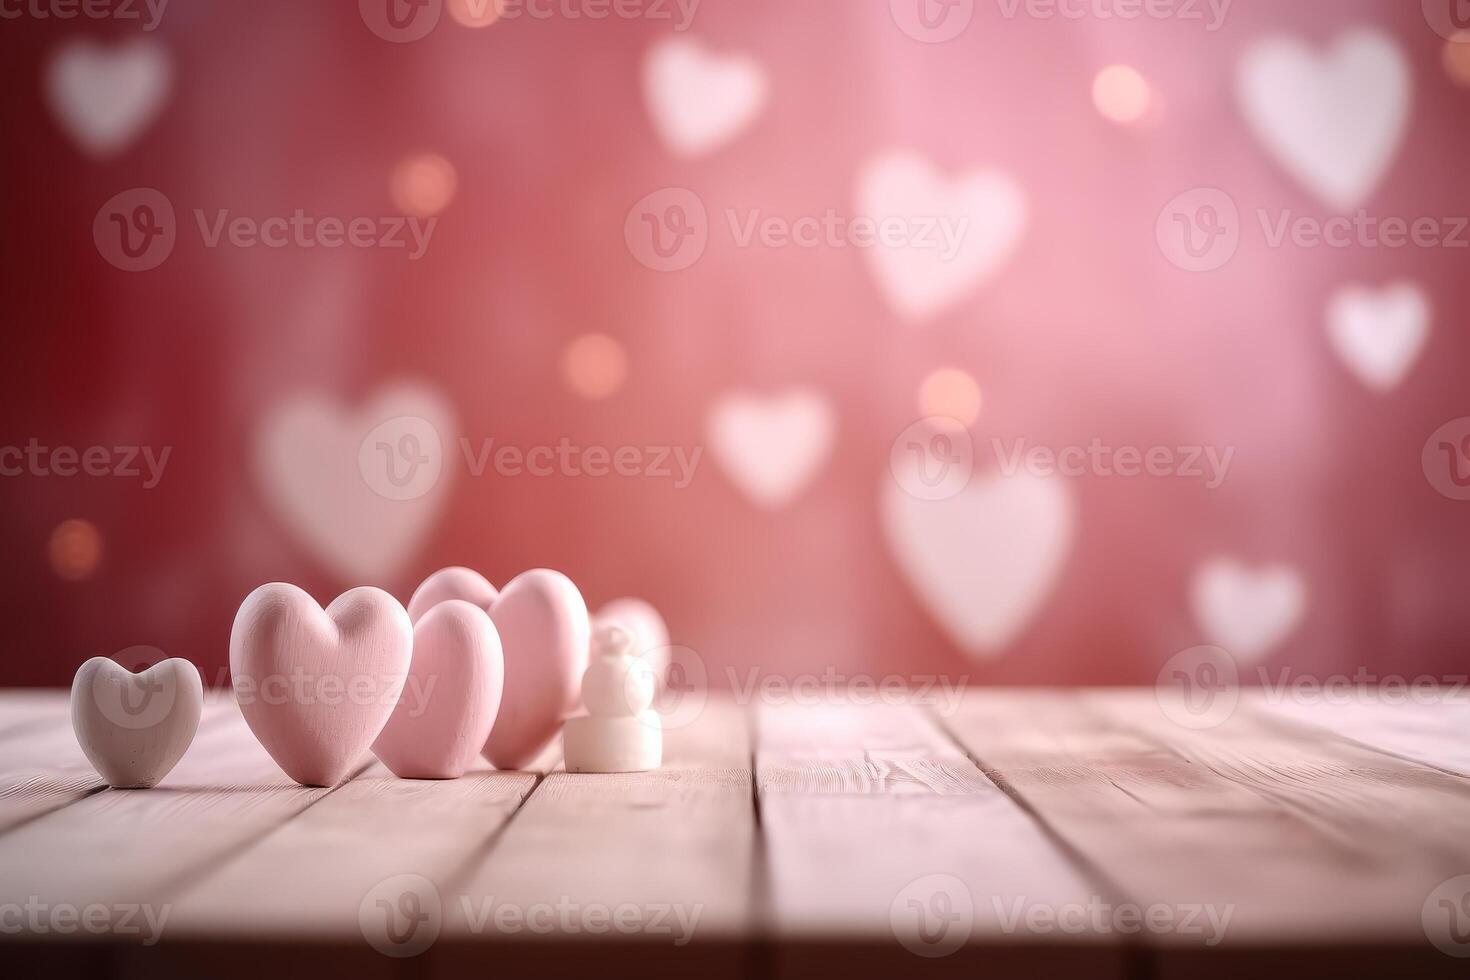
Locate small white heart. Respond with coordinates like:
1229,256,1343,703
46,37,171,159
1191,558,1306,662
1236,28,1410,210
707,389,835,510
1327,282,1430,392
253,383,456,583
882,464,1074,657
71,657,203,788
643,37,767,158
856,150,1026,323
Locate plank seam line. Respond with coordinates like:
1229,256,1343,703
433,764,553,900
926,700,1156,980
148,758,380,901
745,699,775,971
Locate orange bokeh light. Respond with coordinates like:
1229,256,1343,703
561,334,629,400
390,153,458,217
49,519,102,582
1092,65,1151,125
448,0,502,28
918,368,982,426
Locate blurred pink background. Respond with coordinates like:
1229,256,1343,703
2,0,1468,688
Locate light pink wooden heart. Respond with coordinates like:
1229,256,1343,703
372,599,504,779
70,656,202,788
230,583,412,787
407,567,589,770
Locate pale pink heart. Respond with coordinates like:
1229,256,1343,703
46,37,171,158
856,150,1026,323
70,657,202,788
643,37,767,158
230,583,413,787
1237,29,1409,210
406,567,590,770
707,389,836,509
254,383,455,583
372,599,504,779
1327,282,1430,392
882,464,1074,657
594,597,670,688
1191,559,1306,662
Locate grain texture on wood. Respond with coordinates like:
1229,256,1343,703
430,697,755,978
1248,692,1470,776
757,700,1124,980
0,699,351,919
941,689,1470,979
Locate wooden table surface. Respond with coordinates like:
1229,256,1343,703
2,689,1469,978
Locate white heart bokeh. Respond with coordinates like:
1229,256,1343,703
46,37,172,159
1236,28,1410,210
707,388,835,510
1327,282,1430,393
856,150,1026,323
1191,558,1306,662
882,459,1074,658
253,382,456,584
643,37,767,158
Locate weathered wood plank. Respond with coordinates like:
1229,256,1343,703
0,700,348,928
758,699,1125,980
1248,692,1470,776
941,689,1470,979
430,697,756,978
0,693,240,834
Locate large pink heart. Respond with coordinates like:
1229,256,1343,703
372,599,504,779
230,583,412,787
408,567,589,770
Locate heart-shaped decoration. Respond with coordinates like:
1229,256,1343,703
1327,282,1430,392
1191,558,1306,661
882,463,1074,657
707,389,836,509
70,656,202,788
594,597,670,688
46,37,171,158
407,567,590,770
372,600,504,779
230,583,413,787
856,150,1026,323
254,382,455,584
1236,29,1410,210
643,37,767,158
